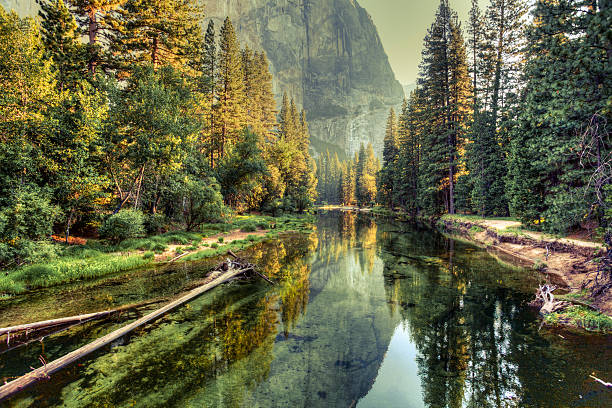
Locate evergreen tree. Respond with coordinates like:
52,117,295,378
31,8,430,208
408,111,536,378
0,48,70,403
417,0,471,215
379,108,400,206
215,17,245,160
396,93,422,215
507,0,611,232
65,0,122,73
38,0,85,91
201,19,217,167
114,0,202,71
356,143,378,206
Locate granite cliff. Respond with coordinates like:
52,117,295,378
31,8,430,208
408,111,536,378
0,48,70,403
204,0,404,157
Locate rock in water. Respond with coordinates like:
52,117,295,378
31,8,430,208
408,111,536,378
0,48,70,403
204,0,404,158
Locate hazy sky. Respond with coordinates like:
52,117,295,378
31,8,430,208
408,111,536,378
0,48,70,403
359,0,484,85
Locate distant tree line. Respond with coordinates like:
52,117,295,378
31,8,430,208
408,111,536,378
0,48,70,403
0,0,316,266
316,143,379,207
378,0,611,234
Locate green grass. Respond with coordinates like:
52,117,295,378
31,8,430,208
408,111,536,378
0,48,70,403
442,214,518,222
545,306,612,333
0,252,151,295
0,213,315,297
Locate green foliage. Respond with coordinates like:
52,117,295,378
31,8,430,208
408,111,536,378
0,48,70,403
99,209,145,243
545,306,612,334
356,143,379,207
180,177,225,231
38,0,86,90
144,213,167,235
506,0,611,233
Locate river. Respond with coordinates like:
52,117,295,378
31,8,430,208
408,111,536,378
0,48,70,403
1,211,611,407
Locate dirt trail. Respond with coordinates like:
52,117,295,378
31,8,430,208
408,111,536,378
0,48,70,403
473,219,603,250
156,229,268,262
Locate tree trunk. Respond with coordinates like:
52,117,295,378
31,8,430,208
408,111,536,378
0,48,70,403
87,7,98,74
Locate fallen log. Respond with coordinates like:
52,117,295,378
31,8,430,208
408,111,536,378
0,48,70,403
0,266,252,403
227,250,275,285
0,299,166,339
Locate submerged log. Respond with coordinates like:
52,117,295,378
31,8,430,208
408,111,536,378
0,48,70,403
0,265,252,403
0,299,166,339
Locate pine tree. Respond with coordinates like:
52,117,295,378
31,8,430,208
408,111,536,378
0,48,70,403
395,92,422,214
482,0,528,123
507,0,611,232
114,0,203,71
65,0,122,73
467,0,484,110
417,0,471,215
255,51,278,141
200,19,217,167
379,108,399,206
215,17,245,159
357,143,378,206
38,0,85,91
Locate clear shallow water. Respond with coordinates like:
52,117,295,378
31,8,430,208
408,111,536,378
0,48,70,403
2,211,611,407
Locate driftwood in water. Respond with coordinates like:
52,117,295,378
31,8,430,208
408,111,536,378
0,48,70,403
227,250,275,285
0,264,253,403
0,299,166,341
530,284,570,315
589,374,612,388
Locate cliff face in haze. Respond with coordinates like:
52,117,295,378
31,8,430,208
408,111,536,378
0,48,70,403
0,1,37,17
204,0,404,157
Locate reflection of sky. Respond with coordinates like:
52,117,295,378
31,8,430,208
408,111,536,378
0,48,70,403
358,322,425,408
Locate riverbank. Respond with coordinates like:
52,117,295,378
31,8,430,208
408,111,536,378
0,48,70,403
0,214,315,299
438,215,612,332
318,206,612,332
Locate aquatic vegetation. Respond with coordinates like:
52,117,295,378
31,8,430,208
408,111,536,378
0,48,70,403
545,306,612,333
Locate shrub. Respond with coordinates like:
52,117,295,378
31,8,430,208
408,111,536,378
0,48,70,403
218,237,224,243
181,177,225,231
19,265,57,286
145,213,167,235
0,188,60,266
99,209,145,243
240,223,257,232
211,243,219,249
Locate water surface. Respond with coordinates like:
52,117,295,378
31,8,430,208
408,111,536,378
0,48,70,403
3,211,611,407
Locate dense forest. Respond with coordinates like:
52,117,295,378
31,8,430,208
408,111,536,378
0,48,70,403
370,0,610,235
0,0,316,266
316,142,380,207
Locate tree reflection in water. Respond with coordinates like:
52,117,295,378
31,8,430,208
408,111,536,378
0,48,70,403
5,212,611,408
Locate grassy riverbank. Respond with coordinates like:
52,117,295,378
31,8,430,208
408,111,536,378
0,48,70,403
0,214,314,298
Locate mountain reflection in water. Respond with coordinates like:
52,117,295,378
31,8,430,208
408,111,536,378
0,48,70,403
4,211,611,407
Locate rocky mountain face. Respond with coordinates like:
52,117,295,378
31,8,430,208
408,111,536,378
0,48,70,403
1,0,404,157
204,0,404,158
0,0,37,16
